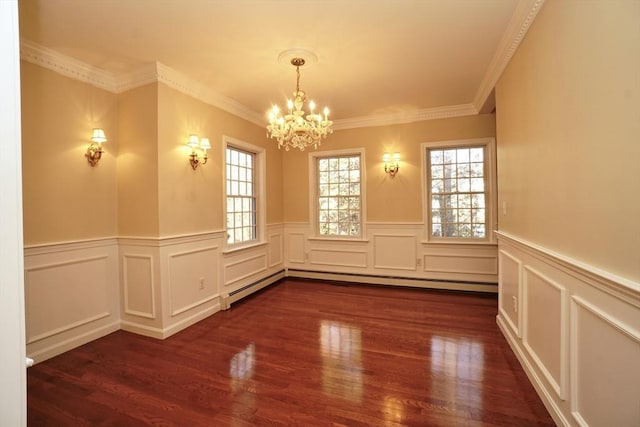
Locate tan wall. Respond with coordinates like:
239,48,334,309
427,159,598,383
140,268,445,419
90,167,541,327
156,83,283,236
283,114,496,223
20,61,119,245
117,84,159,237
496,0,640,281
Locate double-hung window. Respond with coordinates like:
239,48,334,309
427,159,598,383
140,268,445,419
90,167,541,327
311,150,364,238
225,140,264,247
424,138,495,242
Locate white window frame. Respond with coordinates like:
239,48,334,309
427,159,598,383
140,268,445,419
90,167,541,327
223,136,266,251
421,137,497,244
308,148,367,240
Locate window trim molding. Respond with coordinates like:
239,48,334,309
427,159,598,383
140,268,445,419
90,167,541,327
421,137,497,244
222,136,266,249
308,147,367,239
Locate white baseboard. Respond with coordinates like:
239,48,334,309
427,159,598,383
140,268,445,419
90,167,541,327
497,315,570,427
222,270,286,309
27,320,120,364
286,269,498,293
121,302,221,340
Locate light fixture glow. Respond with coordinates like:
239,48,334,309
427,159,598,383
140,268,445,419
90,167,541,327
383,152,400,177
267,56,333,151
187,134,210,170
86,128,107,166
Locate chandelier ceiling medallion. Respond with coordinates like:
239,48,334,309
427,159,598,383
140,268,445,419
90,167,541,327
267,50,333,151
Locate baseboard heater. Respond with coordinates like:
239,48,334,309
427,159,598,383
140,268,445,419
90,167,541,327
285,268,498,293
222,269,286,309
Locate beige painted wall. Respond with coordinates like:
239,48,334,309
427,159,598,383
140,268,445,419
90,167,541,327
283,114,496,223
117,83,159,237
20,61,119,245
21,65,283,242
496,0,640,281
156,83,282,236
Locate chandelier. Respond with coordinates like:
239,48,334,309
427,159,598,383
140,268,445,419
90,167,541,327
267,57,333,151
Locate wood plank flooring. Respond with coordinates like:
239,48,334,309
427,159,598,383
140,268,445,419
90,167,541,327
27,279,555,426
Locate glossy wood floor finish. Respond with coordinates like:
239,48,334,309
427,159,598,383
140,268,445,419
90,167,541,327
28,279,555,426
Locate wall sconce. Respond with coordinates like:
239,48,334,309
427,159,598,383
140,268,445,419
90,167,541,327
86,128,107,167
383,152,400,177
187,134,211,170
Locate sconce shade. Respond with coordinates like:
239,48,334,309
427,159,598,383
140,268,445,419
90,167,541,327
187,134,200,149
91,128,107,144
199,137,211,151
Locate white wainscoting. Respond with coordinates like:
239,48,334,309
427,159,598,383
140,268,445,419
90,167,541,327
221,224,286,307
284,223,498,292
496,231,640,427
120,232,224,339
25,227,287,364
24,238,120,363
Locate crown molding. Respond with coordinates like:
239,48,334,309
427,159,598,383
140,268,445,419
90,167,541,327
20,39,117,92
20,39,264,127
153,63,264,126
332,104,478,131
20,0,546,135
472,0,546,111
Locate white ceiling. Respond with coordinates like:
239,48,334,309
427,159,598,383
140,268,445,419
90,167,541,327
18,0,543,127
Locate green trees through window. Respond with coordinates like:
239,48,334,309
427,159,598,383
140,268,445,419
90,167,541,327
428,146,486,239
317,155,361,237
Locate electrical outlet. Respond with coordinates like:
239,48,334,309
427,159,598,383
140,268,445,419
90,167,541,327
512,295,518,313
199,277,205,290
416,258,422,267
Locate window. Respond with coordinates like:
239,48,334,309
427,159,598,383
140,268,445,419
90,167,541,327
314,152,363,237
424,138,495,241
226,145,257,245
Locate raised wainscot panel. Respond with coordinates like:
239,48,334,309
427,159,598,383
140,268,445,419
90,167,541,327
224,252,267,287
287,233,306,264
269,232,283,267
309,249,368,269
25,256,111,344
423,252,497,275
373,235,416,271
168,246,219,317
498,249,522,338
523,266,567,400
123,254,155,319
570,296,640,427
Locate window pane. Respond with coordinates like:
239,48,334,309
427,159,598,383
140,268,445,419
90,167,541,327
427,145,488,240
317,154,361,237
226,146,257,245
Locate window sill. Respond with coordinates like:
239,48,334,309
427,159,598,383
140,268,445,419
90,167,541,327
420,239,497,247
308,236,370,243
222,240,267,255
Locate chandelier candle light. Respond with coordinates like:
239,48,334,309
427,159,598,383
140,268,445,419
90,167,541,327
267,56,333,151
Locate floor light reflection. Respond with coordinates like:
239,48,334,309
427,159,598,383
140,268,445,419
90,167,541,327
230,343,256,424
320,320,363,402
430,336,484,408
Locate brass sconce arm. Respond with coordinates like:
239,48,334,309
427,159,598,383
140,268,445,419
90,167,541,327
86,144,104,166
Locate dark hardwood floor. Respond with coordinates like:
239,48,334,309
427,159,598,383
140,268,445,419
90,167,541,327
28,279,555,426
